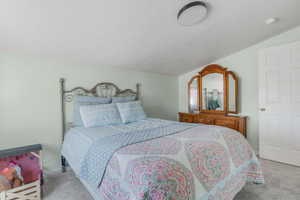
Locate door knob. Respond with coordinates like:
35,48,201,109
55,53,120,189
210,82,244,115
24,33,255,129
260,108,266,111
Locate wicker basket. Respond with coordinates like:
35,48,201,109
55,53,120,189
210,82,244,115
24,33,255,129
0,180,40,200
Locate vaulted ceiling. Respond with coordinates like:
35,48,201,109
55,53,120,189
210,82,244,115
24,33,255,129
1,0,300,75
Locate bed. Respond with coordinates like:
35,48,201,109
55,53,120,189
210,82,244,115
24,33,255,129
59,79,264,200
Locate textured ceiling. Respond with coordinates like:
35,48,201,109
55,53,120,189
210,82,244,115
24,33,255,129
1,0,300,75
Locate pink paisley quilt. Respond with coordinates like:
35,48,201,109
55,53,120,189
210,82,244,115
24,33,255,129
63,120,264,200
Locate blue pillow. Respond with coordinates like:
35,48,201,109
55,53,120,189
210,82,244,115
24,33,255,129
73,96,111,126
112,96,136,103
116,101,146,123
79,103,122,128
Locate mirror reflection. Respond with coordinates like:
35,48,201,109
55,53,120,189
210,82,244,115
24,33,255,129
189,78,199,112
228,73,236,112
202,73,224,111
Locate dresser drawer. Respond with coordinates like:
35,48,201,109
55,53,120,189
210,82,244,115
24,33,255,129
195,117,214,125
178,113,247,137
179,114,194,123
215,119,237,129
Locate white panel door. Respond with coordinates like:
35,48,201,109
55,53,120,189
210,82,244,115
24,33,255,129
259,41,300,166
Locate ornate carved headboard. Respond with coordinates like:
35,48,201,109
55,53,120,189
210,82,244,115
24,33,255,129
59,78,140,141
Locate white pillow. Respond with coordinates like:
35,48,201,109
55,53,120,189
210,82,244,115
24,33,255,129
73,96,111,126
116,101,146,123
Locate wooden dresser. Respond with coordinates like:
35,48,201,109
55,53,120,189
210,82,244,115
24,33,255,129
179,112,247,137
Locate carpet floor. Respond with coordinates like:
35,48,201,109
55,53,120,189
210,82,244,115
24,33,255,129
43,159,300,200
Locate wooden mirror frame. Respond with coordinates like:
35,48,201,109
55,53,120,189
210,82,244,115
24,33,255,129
188,75,200,113
226,71,238,114
187,64,239,115
199,64,228,114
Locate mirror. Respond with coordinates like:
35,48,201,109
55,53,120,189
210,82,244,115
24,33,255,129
227,71,238,113
188,76,199,113
202,73,224,111
187,64,239,114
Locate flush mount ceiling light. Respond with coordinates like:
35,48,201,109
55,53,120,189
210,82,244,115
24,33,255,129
177,1,208,26
265,17,279,25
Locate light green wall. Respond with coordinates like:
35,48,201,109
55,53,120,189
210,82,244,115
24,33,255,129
0,54,178,171
179,25,300,152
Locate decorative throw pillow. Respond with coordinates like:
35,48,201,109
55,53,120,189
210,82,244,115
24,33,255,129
116,101,146,123
79,104,122,128
73,96,112,126
111,96,136,103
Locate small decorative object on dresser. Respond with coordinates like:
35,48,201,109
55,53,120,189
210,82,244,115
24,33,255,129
0,144,42,200
180,64,247,137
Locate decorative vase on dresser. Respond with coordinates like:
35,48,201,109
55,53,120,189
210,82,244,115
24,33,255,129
179,64,247,137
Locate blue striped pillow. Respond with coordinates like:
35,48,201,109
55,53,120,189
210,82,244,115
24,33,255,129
112,96,136,103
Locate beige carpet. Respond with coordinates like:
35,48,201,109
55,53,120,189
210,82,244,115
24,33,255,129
43,159,300,200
